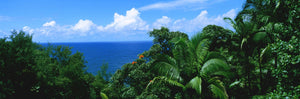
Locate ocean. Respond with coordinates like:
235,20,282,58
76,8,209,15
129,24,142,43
40,41,153,75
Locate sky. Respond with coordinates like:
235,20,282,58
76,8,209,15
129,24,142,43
0,0,245,42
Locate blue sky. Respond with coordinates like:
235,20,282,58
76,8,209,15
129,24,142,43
0,0,245,42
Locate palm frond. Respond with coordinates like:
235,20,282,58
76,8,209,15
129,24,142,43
224,17,238,32
229,80,241,88
146,76,184,90
241,38,247,50
224,17,236,28
204,52,227,62
208,77,228,99
190,33,209,65
172,37,193,65
153,61,182,81
200,59,230,77
211,71,233,79
100,92,109,99
151,55,182,81
260,44,271,63
252,32,267,43
185,76,202,94
209,84,228,99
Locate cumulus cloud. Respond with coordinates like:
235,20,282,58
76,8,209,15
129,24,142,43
73,19,95,32
21,8,150,42
139,0,208,11
20,8,237,42
99,8,148,32
154,9,237,32
22,26,34,35
43,21,56,27
189,9,237,30
153,16,172,28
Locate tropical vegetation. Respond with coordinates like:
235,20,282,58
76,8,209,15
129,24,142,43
0,0,299,98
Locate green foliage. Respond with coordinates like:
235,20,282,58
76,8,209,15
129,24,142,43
185,76,202,94
115,0,299,98
201,59,231,78
201,25,233,51
0,31,110,98
0,30,38,98
137,27,232,98
224,0,300,98
1,0,299,98
149,27,188,56
100,92,109,99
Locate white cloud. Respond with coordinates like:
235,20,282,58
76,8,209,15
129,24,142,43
20,8,237,42
43,21,56,27
139,0,208,11
72,19,95,32
99,8,149,32
20,8,150,42
153,16,172,28
222,9,236,19
152,9,237,33
22,26,34,35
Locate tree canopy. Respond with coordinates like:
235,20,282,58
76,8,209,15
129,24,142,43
0,0,299,98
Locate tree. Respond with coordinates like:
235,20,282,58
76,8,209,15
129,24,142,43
200,25,233,51
149,27,188,57
146,28,232,99
0,30,38,98
0,31,112,98
224,0,300,97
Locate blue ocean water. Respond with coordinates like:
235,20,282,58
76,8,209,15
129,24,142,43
40,41,153,75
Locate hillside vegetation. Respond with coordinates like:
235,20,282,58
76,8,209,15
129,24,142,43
0,0,299,98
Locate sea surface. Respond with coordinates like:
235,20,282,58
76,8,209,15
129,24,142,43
40,41,153,75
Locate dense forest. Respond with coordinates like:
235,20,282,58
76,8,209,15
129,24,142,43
0,0,299,98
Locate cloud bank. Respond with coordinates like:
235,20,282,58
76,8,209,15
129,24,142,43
22,8,237,42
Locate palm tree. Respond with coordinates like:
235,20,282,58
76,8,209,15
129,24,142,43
147,31,232,98
224,14,271,95
147,54,231,99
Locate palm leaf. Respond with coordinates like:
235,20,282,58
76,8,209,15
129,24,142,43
204,52,227,62
209,84,228,99
100,92,109,99
229,80,241,88
152,55,182,81
260,45,271,63
200,59,230,77
190,34,210,73
241,38,247,50
162,77,185,88
146,76,184,89
172,37,193,66
252,32,267,43
224,17,237,30
190,33,209,65
207,77,228,99
153,61,182,81
211,71,232,79
185,76,202,94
